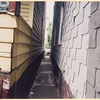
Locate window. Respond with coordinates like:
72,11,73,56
58,3,64,45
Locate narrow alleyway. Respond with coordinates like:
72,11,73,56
27,56,58,98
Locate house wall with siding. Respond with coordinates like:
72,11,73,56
20,1,34,27
86,2,100,98
51,2,91,98
30,2,45,64
0,1,45,98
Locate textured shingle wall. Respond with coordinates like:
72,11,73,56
51,2,91,98
86,2,100,98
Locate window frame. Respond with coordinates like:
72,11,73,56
53,28,56,46
58,3,64,45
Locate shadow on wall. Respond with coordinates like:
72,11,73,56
8,53,44,98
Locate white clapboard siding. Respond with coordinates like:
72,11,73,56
0,57,11,72
0,43,12,53
20,1,34,27
0,14,17,28
0,28,14,43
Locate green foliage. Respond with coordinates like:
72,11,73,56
48,33,51,46
47,22,52,46
45,43,49,49
45,18,52,49
43,53,46,57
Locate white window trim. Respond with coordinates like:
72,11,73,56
58,4,64,45
53,28,56,46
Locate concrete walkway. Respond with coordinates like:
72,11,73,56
27,56,58,98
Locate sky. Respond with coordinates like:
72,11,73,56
44,1,54,46
46,1,54,23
